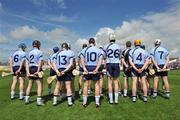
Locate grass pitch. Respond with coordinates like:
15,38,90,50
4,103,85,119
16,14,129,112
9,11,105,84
0,70,180,120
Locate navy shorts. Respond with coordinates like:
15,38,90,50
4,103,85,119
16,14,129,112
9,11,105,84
83,66,100,81
123,66,132,77
29,66,42,80
131,64,146,77
106,63,120,78
57,68,72,81
12,66,26,76
50,68,56,76
154,65,168,77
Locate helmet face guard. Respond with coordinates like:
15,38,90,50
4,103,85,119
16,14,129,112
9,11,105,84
109,33,116,41
154,39,161,46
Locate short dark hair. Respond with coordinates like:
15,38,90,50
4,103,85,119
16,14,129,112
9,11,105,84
126,41,131,47
61,43,68,49
82,44,87,49
89,38,95,44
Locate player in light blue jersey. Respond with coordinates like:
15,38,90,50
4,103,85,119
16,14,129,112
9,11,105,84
47,47,59,95
150,39,170,99
104,33,121,104
24,40,44,106
129,39,149,102
9,43,27,100
77,44,87,96
52,43,74,106
80,38,103,108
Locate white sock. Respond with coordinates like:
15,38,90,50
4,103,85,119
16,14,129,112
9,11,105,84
25,95,30,102
53,96,58,104
83,95,88,105
114,92,119,102
68,96,73,105
11,91,15,98
19,92,24,99
109,92,113,102
153,91,157,96
37,97,42,103
95,96,100,105
124,89,128,96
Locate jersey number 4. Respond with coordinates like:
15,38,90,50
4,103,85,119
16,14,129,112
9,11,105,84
136,53,142,62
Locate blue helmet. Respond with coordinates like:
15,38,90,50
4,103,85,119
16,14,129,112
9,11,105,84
53,46,59,53
140,44,145,49
18,43,27,50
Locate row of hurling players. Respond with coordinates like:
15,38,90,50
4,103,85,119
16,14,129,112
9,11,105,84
9,34,170,107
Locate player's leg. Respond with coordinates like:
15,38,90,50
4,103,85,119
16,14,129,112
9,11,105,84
36,79,44,106
53,80,61,106
141,76,148,102
66,81,73,106
94,80,100,107
123,76,128,97
71,77,75,100
146,76,151,96
108,77,113,103
18,76,25,100
83,80,89,107
114,78,119,104
132,76,138,102
99,74,104,96
162,76,170,99
152,76,159,98
78,75,83,95
113,64,120,104
25,79,34,104
88,80,92,95
11,75,18,99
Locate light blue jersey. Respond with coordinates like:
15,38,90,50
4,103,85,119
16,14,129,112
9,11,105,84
27,48,43,67
55,50,74,69
104,42,121,63
150,46,169,65
48,53,58,64
129,46,149,65
11,50,26,67
80,45,102,66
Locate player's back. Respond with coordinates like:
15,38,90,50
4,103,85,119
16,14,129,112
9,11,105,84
150,46,169,65
12,50,26,66
28,48,43,67
56,50,73,69
130,47,149,65
83,46,102,66
104,43,121,63
122,48,131,64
